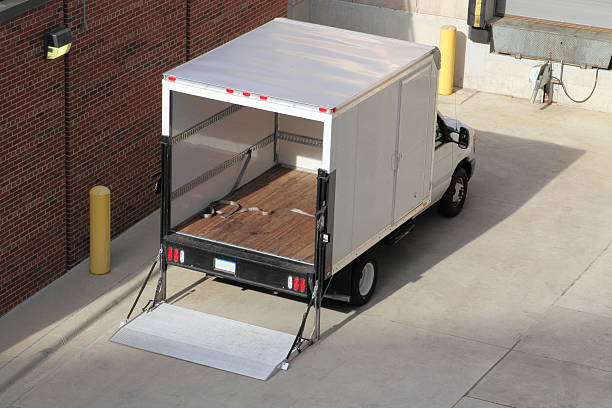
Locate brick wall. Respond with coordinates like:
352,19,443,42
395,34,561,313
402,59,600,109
188,0,288,58
0,0,287,316
0,1,67,315
62,0,187,266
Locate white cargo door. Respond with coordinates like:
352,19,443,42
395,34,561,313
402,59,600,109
351,84,399,249
393,63,435,222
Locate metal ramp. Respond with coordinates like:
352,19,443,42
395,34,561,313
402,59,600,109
110,303,296,380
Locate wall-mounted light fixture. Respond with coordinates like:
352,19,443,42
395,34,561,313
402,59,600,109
45,26,72,60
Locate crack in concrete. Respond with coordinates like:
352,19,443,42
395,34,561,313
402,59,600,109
466,395,517,408
555,237,612,302
450,337,522,408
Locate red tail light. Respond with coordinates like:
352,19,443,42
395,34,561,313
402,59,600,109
293,277,299,291
299,278,306,292
173,248,179,262
167,247,172,260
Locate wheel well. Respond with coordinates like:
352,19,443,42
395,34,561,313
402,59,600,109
458,159,472,179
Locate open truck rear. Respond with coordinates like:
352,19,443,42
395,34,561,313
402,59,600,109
112,18,444,380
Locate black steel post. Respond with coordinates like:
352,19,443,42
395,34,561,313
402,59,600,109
313,169,329,341
157,92,173,302
273,112,279,163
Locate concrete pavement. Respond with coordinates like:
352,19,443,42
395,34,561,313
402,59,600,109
1,91,612,407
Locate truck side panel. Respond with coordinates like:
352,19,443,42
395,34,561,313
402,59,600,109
328,55,437,273
327,105,358,267
328,82,400,268
393,59,437,221
352,83,400,250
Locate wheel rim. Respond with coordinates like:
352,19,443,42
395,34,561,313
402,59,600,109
451,178,465,206
358,262,375,297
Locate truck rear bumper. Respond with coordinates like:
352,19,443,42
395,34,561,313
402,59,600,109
164,232,313,298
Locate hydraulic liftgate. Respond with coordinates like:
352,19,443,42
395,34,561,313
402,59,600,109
111,111,330,380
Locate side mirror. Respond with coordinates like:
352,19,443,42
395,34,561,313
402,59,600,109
458,127,469,149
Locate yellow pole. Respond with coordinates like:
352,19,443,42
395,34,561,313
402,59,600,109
90,185,111,275
439,25,457,96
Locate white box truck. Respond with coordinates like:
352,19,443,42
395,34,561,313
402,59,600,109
112,18,476,380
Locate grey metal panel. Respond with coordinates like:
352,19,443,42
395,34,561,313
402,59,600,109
165,18,436,109
351,83,399,250
491,17,612,68
328,105,359,266
111,304,295,381
394,61,435,221
497,0,612,30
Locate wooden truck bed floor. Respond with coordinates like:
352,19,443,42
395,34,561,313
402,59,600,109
178,166,317,263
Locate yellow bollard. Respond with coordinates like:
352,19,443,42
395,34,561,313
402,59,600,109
438,25,457,96
90,186,111,275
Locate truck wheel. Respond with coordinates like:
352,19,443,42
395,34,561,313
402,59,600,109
350,257,377,306
438,167,468,218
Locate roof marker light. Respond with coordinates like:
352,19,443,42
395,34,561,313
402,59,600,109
319,107,327,113
242,92,250,97
226,88,234,93
259,95,268,100
167,76,176,81
331,108,337,113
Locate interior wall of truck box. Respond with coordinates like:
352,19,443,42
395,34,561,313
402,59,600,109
170,92,275,226
328,57,436,268
277,115,323,171
169,91,324,228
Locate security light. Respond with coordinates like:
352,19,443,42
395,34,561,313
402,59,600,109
45,26,72,60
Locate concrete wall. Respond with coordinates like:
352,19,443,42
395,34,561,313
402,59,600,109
291,0,612,113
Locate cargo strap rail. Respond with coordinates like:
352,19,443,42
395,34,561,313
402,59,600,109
171,133,274,200
170,104,243,145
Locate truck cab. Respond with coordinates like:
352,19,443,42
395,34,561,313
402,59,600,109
431,113,476,217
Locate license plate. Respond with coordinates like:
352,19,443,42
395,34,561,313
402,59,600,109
213,258,236,274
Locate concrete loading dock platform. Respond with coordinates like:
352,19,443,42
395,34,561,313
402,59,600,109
2,90,612,407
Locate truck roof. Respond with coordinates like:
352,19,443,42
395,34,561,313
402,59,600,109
165,18,439,110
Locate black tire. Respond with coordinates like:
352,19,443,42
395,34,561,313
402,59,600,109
350,257,378,306
437,167,468,218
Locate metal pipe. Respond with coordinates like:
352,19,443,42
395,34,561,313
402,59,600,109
89,186,111,275
438,25,457,96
